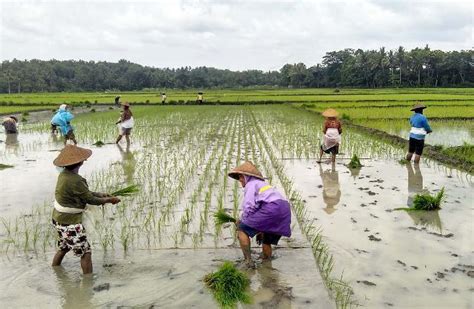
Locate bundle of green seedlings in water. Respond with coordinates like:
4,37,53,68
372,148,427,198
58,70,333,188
93,140,105,147
204,261,251,308
396,187,445,211
214,210,236,227
111,184,140,196
347,154,363,169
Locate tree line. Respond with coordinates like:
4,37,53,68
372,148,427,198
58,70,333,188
0,46,472,93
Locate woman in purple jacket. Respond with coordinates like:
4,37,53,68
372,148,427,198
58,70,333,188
228,161,291,266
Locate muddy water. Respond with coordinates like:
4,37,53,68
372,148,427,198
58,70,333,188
354,119,474,147
0,132,124,219
0,247,332,308
284,158,473,308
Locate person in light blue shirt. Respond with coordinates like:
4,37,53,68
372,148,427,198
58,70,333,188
406,103,432,164
51,104,77,145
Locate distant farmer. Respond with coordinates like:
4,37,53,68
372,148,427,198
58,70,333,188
115,102,134,144
51,145,120,274
161,93,167,104
115,96,121,106
317,108,342,163
228,161,291,267
2,116,18,134
197,92,203,104
406,103,432,164
51,104,77,145
50,104,64,134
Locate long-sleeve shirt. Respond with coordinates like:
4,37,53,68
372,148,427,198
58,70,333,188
52,169,107,224
241,176,291,237
2,118,17,134
51,110,74,135
323,119,342,134
409,113,432,140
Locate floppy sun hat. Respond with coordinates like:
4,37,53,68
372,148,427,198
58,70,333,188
53,145,92,167
228,161,264,180
322,108,339,117
410,103,426,111
121,101,130,107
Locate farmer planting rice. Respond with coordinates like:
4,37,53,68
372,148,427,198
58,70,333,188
406,103,432,164
51,145,120,274
228,161,291,267
115,102,134,144
161,92,167,104
317,108,342,163
1,115,18,134
51,104,77,145
197,92,203,104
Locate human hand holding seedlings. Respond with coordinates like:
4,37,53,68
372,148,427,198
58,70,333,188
107,197,121,204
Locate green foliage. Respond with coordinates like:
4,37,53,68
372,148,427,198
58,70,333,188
214,210,236,227
111,184,140,197
347,154,362,169
413,187,445,210
204,261,251,308
398,158,410,164
441,144,474,165
93,140,105,147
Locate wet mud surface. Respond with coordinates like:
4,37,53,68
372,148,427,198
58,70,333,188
285,159,473,308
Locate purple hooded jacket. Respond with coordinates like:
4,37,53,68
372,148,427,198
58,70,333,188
240,176,291,237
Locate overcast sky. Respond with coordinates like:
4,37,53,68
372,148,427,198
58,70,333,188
0,0,472,70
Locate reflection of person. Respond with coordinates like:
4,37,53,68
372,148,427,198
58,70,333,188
406,103,432,164
161,92,167,104
251,260,293,307
51,145,121,274
197,92,203,104
406,162,423,207
117,143,136,183
320,163,341,214
115,102,134,144
51,104,77,145
228,161,291,266
53,267,93,308
318,109,342,164
2,116,18,134
405,163,442,231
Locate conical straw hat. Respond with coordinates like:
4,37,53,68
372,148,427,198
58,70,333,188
410,103,426,111
322,108,338,117
53,145,92,167
228,161,264,180
121,101,130,107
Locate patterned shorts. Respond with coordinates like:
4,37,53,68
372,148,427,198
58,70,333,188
52,220,91,257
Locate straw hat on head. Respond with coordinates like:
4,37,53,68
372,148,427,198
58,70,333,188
59,104,67,110
121,101,130,107
322,108,338,118
410,103,426,111
53,145,92,167
9,116,18,122
228,161,264,180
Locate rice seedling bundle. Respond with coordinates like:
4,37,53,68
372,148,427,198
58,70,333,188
111,184,140,196
348,154,363,169
412,187,445,210
204,261,251,308
93,140,105,147
214,210,236,227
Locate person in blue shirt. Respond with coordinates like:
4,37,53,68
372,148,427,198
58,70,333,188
406,103,432,164
51,104,77,145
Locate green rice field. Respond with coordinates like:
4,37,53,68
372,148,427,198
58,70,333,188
0,93,473,308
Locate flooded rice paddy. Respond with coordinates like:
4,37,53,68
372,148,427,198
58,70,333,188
0,105,472,308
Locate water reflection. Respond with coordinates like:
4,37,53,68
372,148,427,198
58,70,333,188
117,144,136,184
319,163,341,214
53,267,94,308
250,261,293,308
405,163,442,231
4,133,19,153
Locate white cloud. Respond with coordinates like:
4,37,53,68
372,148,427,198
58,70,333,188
0,0,472,70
